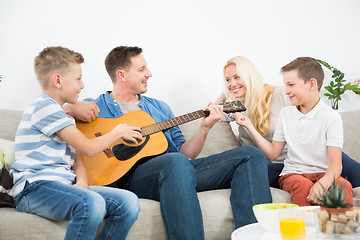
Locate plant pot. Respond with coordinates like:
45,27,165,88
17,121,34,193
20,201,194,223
319,206,353,215
316,206,360,237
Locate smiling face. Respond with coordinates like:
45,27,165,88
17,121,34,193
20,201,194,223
59,63,84,105
283,69,311,106
123,54,152,95
224,64,247,99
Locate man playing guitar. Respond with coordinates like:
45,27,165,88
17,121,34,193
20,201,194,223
64,46,272,240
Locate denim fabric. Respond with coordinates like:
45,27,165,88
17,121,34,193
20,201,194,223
267,162,285,188
340,152,360,188
14,181,139,240
125,146,272,239
268,152,360,188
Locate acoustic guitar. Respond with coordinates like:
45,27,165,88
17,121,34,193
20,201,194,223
76,101,246,186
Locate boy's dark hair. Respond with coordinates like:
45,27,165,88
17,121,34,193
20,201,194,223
34,46,84,89
105,46,143,82
281,57,324,90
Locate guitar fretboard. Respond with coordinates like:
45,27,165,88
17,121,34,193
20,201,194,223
141,110,209,136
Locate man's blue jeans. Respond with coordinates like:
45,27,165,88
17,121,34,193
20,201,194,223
126,145,272,240
14,181,140,240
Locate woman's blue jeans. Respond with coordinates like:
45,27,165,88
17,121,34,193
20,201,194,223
14,181,140,240
125,145,272,240
268,152,360,188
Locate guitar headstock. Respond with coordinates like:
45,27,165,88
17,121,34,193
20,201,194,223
222,101,246,113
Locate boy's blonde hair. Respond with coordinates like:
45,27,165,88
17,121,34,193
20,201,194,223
224,56,274,137
34,46,84,88
281,57,324,91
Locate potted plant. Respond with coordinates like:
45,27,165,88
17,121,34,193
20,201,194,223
317,59,360,110
316,178,353,213
315,179,359,235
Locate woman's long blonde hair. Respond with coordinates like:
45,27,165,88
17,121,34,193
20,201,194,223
224,56,274,136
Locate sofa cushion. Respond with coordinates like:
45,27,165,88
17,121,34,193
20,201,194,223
127,199,166,239
0,208,67,240
179,120,240,159
270,187,291,203
128,189,236,239
0,109,23,141
340,111,360,162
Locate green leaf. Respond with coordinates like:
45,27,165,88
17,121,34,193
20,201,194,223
325,86,335,93
348,84,360,91
344,82,352,91
353,88,360,95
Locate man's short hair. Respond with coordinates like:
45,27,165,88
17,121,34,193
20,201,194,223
105,46,143,82
34,46,84,88
281,57,324,90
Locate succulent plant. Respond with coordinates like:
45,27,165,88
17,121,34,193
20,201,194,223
316,178,353,209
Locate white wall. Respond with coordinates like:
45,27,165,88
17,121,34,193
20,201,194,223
1,0,360,115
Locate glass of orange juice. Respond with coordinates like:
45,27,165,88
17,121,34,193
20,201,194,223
279,208,305,239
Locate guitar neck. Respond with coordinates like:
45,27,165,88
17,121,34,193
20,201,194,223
141,110,209,136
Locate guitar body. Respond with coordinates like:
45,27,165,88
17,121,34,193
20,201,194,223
76,111,168,186
75,100,246,186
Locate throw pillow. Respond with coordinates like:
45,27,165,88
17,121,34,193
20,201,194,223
0,163,15,208
0,138,16,208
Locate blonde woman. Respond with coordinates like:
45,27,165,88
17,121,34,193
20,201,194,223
215,56,360,188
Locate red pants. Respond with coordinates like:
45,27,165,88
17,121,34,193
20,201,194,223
278,172,353,206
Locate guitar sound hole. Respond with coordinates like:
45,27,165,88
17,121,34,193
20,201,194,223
113,135,150,161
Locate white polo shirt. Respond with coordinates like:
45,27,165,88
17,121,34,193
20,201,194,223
273,99,343,176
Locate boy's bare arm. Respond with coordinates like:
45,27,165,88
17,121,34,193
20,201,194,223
72,152,88,189
320,146,343,188
64,101,100,122
57,124,143,157
233,112,285,160
307,146,342,204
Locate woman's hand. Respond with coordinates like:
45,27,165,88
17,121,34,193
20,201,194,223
233,112,251,128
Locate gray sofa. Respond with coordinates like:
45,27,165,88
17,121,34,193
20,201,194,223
0,109,359,240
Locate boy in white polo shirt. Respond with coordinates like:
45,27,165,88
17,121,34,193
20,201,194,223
233,57,353,206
